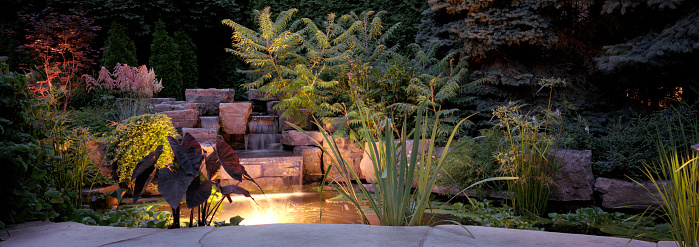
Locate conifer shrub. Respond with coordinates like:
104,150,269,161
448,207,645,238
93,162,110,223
174,30,198,90
108,113,177,182
102,21,137,69
149,19,182,100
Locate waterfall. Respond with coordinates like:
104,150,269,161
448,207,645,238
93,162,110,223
245,115,282,150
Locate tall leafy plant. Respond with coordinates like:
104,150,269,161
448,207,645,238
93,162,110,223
131,134,262,228
0,62,60,228
222,7,352,120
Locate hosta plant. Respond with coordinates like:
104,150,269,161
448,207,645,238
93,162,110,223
131,133,262,228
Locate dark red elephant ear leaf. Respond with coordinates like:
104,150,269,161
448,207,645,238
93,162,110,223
216,138,243,182
131,145,163,202
204,149,221,180
185,175,214,209
158,165,195,210
220,184,257,205
169,134,204,176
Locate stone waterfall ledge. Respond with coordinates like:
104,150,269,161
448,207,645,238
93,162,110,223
219,155,303,192
182,128,217,143
161,109,199,128
219,102,252,135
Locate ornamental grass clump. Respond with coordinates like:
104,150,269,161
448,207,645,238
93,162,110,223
108,113,176,183
640,104,698,247
493,78,566,216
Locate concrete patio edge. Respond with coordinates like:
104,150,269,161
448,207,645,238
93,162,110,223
0,221,677,247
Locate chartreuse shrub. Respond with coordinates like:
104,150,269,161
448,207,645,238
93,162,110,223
108,113,177,182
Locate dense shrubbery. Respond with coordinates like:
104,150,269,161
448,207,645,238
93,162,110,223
439,129,505,191
108,113,177,183
0,61,60,227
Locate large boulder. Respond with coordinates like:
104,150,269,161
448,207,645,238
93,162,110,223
594,177,666,209
185,88,235,116
161,109,199,128
219,102,252,135
550,149,595,201
182,128,217,142
266,101,279,114
322,136,364,181
359,142,377,183
294,146,323,181
281,130,324,146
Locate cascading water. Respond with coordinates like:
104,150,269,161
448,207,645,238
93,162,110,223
245,115,282,150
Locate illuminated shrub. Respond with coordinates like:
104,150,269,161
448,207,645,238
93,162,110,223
108,113,177,182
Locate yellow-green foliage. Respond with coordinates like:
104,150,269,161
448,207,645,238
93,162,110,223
108,114,177,182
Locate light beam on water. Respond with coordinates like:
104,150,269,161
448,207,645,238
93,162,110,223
211,192,363,225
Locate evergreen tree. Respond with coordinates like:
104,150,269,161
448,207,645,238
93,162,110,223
149,19,182,99
174,30,198,90
102,21,138,69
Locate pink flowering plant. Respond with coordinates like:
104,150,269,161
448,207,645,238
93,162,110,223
83,63,163,120
84,63,163,98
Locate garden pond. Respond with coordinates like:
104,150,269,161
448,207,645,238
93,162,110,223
109,190,674,243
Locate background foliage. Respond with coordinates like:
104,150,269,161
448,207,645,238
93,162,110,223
102,21,137,69
149,19,182,100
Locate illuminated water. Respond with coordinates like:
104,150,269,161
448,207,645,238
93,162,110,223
209,191,364,225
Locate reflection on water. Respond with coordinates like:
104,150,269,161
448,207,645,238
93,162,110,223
211,192,364,225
